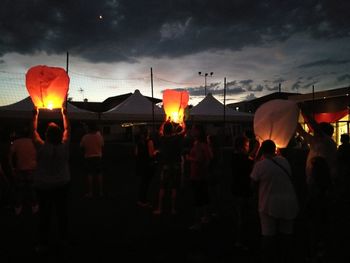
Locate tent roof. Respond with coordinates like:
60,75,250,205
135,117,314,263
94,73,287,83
102,89,164,121
0,97,97,120
190,93,253,121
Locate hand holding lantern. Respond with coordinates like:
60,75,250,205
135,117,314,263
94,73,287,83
162,89,189,129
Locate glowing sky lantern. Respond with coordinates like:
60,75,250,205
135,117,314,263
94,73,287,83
162,89,189,126
25,65,70,110
254,99,299,148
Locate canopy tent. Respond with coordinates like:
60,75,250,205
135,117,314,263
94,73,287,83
0,97,98,120
190,93,253,121
101,89,165,121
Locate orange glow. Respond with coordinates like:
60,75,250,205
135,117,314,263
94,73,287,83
25,65,70,109
163,89,189,126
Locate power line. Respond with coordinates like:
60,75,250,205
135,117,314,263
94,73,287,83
154,76,200,86
69,71,149,81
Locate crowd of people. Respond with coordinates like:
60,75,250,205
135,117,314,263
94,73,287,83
1,103,350,262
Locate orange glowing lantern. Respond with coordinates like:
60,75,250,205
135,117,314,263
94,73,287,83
25,65,70,110
254,99,299,148
163,89,189,126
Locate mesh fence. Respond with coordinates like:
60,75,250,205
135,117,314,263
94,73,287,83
0,70,205,106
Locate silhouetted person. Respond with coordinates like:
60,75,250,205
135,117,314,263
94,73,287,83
135,127,157,208
297,105,337,183
0,129,12,209
245,129,260,160
250,140,299,263
10,126,38,215
187,124,212,230
231,135,254,249
32,107,71,252
80,122,104,198
154,121,183,215
337,133,350,196
207,134,222,218
305,156,332,261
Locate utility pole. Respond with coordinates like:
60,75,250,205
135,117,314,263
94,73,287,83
65,52,69,109
150,67,155,131
224,77,226,124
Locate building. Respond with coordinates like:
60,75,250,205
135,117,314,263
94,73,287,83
228,87,350,145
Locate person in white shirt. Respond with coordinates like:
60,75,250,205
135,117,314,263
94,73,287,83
250,139,299,263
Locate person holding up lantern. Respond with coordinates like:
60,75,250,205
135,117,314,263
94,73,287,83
153,121,183,215
296,104,337,183
32,106,71,252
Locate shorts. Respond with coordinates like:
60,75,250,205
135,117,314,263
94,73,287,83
259,212,294,236
84,157,102,175
159,164,180,189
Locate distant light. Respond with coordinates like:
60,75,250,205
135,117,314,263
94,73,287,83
323,96,326,99
346,93,349,96
236,106,239,111
99,15,103,19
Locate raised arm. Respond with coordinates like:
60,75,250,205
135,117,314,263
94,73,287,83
61,107,70,143
299,103,321,136
32,107,44,145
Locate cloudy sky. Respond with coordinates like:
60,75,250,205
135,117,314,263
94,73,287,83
1,0,350,106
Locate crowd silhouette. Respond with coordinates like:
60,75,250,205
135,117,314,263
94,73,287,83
1,103,350,263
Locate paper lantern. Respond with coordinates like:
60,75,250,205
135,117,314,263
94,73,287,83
163,89,189,126
254,99,299,148
25,65,70,110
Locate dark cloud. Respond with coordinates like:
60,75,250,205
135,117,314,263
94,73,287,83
297,59,350,69
227,87,246,95
239,79,253,86
247,84,264,92
337,74,350,82
264,82,280,91
301,80,318,89
291,80,302,91
1,0,350,62
291,79,317,90
273,78,286,84
184,82,221,96
245,93,256,101
254,84,264,92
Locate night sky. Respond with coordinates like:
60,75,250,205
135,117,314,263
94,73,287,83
1,0,350,105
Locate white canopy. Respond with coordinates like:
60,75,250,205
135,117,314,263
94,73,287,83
102,89,165,121
0,97,98,120
190,93,253,121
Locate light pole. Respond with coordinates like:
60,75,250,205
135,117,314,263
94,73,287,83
198,71,213,96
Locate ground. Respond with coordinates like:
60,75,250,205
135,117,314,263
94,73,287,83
1,142,350,263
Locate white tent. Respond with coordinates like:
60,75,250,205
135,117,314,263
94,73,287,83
101,89,165,121
190,93,253,121
0,97,98,120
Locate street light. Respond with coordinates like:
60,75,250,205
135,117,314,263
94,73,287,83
198,71,213,96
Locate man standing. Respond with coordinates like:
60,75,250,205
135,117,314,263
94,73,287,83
80,122,104,198
250,140,299,263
